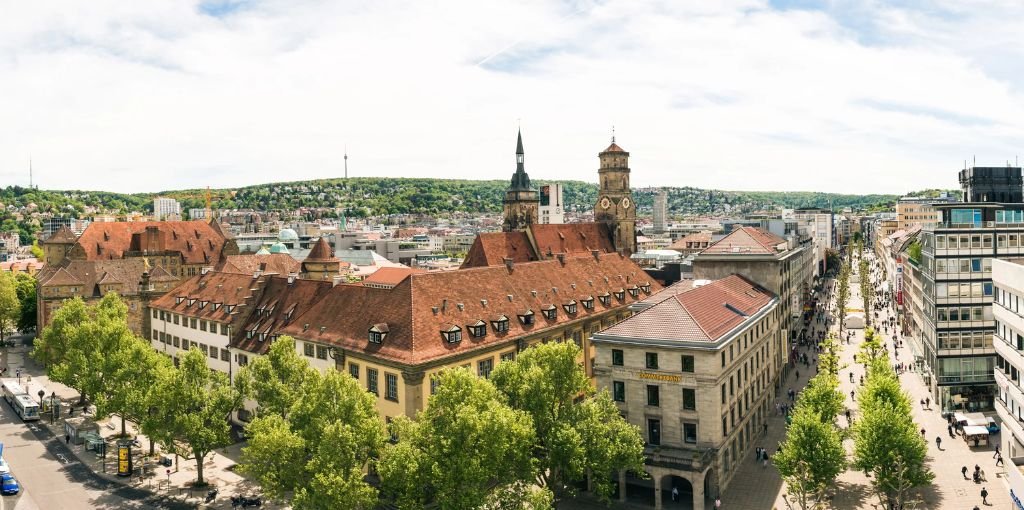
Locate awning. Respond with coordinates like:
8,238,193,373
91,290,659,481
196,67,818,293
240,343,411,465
963,425,989,436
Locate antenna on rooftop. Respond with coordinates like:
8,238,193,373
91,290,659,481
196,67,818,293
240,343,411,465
611,125,616,143
344,146,348,179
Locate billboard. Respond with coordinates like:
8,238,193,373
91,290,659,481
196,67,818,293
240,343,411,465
895,256,904,306
117,442,133,477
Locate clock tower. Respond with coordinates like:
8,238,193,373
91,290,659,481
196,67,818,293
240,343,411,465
594,136,636,255
502,130,540,232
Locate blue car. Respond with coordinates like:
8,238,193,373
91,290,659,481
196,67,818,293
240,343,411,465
1,473,20,495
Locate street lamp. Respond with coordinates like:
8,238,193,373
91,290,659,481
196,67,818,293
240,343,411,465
50,391,57,424
37,389,44,406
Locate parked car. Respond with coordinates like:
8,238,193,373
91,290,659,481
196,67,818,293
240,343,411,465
988,420,1001,434
0,458,10,475
1,473,19,495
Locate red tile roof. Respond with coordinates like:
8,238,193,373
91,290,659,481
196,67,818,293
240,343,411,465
305,237,337,261
74,220,230,265
215,253,300,275
602,142,626,153
529,223,615,258
279,251,661,365
599,274,775,344
669,231,712,251
700,227,786,255
461,232,536,268
461,223,616,269
43,226,78,244
362,267,422,288
150,271,333,356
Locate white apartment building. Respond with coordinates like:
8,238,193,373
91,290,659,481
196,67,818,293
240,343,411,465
539,183,564,224
153,197,181,221
993,258,1024,457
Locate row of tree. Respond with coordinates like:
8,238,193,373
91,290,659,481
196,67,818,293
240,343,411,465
33,294,242,485
853,329,933,509
772,337,846,509
859,257,872,326
238,337,645,509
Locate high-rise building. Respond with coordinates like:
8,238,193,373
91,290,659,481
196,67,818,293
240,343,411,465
153,197,181,221
594,138,636,255
538,183,564,224
501,130,539,232
653,189,668,234
918,165,1024,412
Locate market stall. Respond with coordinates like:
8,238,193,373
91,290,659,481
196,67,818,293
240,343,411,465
962,425,989,447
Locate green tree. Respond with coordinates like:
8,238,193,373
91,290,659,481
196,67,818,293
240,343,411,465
235,336,311,419
859,258,872,325
853,405,933,509
32,297,95,403
797,373,845,424
773,407,846,510
379,368,541,510
859,328,885,364
240,361,384,508
0,271,20,339
836,262,850,336
490,342,646,505
98,337,170,438
30,240,44,260
13,272,36,332
146,347,241,486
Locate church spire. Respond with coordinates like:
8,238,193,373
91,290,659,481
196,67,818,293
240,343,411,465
510,128,531,191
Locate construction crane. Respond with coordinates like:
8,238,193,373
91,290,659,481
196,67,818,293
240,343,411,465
205,186,212,222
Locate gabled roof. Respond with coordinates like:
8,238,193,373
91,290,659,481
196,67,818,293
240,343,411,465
279,251,661,365
598,274,775,344
96,272,122,285
40,267,82,286
461,223,616,269
461,232,536,268
530,223,615,258
74,220,229,265
362,267,422,288
669,231,713,251
149,265,179,282
215,253,300,275
43,226,78,244
701,227,786,255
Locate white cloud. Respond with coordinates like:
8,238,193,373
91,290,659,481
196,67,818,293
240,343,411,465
1,0,1024,194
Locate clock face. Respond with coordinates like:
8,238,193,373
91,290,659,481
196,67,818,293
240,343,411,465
600,197,611,209
622,197,631,209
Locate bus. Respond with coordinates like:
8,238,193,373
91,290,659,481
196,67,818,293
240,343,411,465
0,381,24,405
11,395,39,421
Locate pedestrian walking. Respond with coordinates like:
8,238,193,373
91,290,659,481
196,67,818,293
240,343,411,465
65,434,70,444
715,498,722,509
936,436,942,449
671,486,678,502
997,453,1004,467
981,487,989,505
962,466,968,479
994,445,1001,458
925,397,930,408
846,409,852,423
850,390,855,401
948,425,955,438
763,422,768,436
920,428,926,438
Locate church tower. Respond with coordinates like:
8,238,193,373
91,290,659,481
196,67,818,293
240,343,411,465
594,136,636,255
502,130,540,232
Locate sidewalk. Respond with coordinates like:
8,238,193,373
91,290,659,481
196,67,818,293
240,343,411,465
3,340,282,509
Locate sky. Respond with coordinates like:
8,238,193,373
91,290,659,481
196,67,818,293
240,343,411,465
3,0,1024,195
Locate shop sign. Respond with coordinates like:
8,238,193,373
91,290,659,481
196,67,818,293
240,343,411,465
638,372,682,383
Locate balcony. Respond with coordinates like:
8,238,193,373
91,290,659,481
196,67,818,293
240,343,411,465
644,444,718,472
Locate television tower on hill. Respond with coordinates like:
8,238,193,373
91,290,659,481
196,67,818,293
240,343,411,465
344,146,348,179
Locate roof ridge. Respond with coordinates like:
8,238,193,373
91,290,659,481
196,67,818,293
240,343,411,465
673,294,714,339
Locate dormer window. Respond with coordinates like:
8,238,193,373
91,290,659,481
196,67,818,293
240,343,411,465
627,286,640,298
491,315,510,333
563,300,578,315
581,296,594,310
541,305,557,320
199,300,208,309
441,325,462,343
369,323,389,344
246,330,254,339
225,305,235,314
176,296,185,305
187,298,196,307
212,303,221,311
518,310,535,325
598,293,611,306
467,320,487,338
613,289,626,301
640,283,652,294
